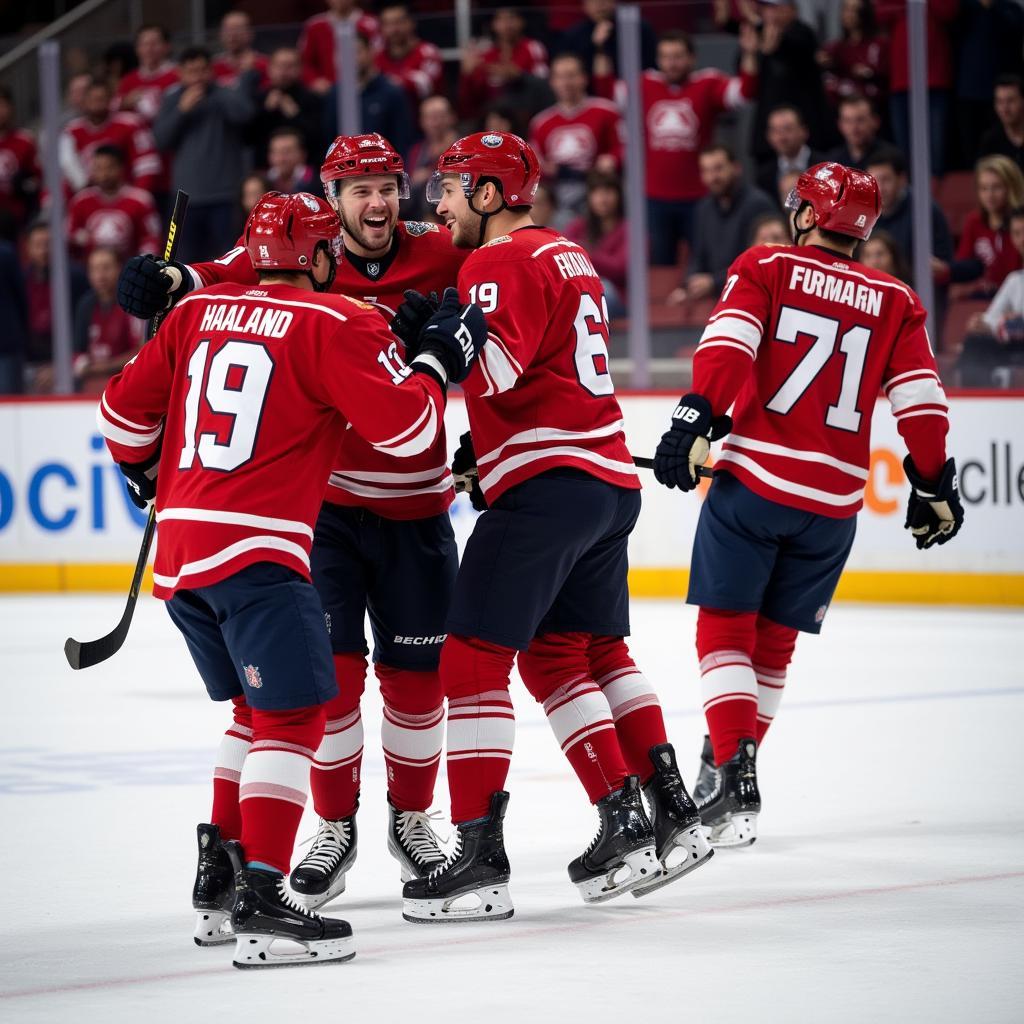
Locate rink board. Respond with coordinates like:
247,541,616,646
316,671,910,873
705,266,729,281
0,394,1021,604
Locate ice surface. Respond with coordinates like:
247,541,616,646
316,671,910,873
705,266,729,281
1,596,1022,1023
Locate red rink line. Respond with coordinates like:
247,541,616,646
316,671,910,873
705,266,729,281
3,869,1022,1001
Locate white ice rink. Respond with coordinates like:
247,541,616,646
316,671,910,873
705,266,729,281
1,595,1022,1023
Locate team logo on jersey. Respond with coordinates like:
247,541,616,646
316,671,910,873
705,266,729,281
367,262,380,277
647,99,699,151
243,664,263,689
404,221,438,236
481,133,504,148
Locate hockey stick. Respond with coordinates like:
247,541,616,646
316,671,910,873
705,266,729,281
64,189,190,670
632,455,713,479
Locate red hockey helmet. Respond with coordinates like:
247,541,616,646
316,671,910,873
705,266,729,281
426,131,541,209
784,162,881,241
244,191,342,272
319,133,410,200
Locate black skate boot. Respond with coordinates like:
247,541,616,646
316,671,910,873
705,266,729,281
698,737,760,848
693,734,718,804
192,823,235,946
288,813,357,910
224,840,355,968
569,776,658,904
387,796,447,882
633,743,714,897
402,791,513,924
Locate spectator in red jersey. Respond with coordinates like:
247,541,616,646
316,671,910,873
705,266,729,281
62,77,162,194
557,0,657,94
265,127,318,195
115,25,179,124
249,47,324,167
212,10,269,89
667,144,774,305
530,53,621,221
376,3,444,115
563,170,628,316
875,0,957,177
979,75,1024,171
67,144,161,261
755,104,827,205
457,7,550,124
73,246,143,394
747,211,790,247
933,154,1024,297
826,94,890,171
859,230,914,285
406,95,458,219
300,0,381,96
818,0,888,109
644,28,759,266
0,86,40,234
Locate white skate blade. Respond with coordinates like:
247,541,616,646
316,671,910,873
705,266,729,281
706,811,758,849
403,882,513,924
193,909,234,946
289,872,347,912
575,845,658,904
232,932,355,969
632,826,715,898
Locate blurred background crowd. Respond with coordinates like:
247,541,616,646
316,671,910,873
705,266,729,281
0,0,1023,395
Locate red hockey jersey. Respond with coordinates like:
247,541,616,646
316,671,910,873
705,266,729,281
62,113,162,193
529,98,622,177
114,64,180,124
189,220,467,518
376,41,444,106
0,128,39,227
67,184,162,260
457,226,640,502
98,282,446,599
639,68,757,201
300,11,382,87
693,243,950,518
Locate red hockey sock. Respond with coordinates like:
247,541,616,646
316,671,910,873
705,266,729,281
240,704,326,874
377,664,444,813
520,633,628,804
211,696,252,841
696,607,759,766
588,635,667,783
753,615,798,746
440,635,516,824
309,653,366,821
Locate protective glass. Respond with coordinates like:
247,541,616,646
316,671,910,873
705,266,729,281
426,171,474,205
784,188,802,212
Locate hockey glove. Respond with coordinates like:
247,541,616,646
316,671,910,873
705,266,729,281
653,393,732,491
390,289,439,356
118,447,161,510
903,456,964,549
117,253,193,320
451,431,488,512
410,288,486,386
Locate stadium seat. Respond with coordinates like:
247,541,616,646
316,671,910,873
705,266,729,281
936,172,976,239
942,298,989,353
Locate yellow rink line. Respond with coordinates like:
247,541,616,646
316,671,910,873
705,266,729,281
0,563,1022,606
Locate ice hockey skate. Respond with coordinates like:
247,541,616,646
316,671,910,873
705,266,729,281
698,737,760,848
223,841,354,969
192,823,235,946
569,776,658,903
402,791,513,924
693,734,718,804
387,797,447,882
288,814,357,910
633,744,714,897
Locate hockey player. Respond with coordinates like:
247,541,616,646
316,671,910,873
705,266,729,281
97,191,485,966
395,132,711,924
115,134,467,909
652,162,964,847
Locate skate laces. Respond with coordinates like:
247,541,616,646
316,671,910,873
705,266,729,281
396,809,447,867
296,818,352,875
276,877,318,918
428,829,463,879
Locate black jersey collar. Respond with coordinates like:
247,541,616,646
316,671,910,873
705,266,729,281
345,230,401,281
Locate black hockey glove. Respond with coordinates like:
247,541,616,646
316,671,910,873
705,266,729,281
117,253,193,320
903,456,964,549
410,288,486,386
118,447,161,510
653,393,732,491
451,431,488,512
390,289,439,356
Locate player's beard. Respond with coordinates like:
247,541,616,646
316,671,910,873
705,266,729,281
445,208,479,250
339,207,395,256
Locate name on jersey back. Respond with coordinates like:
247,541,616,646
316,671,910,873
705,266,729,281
789,265,883,317
199,301,294,338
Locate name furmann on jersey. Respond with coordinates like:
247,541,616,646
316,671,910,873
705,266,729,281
198,302,294,338
788,264,883,317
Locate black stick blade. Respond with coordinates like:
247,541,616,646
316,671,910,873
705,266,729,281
64,637,82,670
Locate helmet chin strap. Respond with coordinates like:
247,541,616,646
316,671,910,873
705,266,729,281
468,178,508,248
791,202,815,247
310,243,337,293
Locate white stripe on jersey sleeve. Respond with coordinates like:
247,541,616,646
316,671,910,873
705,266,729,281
476,334,523,395
697,315,762,355
886,374,948,417
96,402,163,448
370,396,439,458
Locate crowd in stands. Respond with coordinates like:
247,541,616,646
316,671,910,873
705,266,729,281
1,0,1023,394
